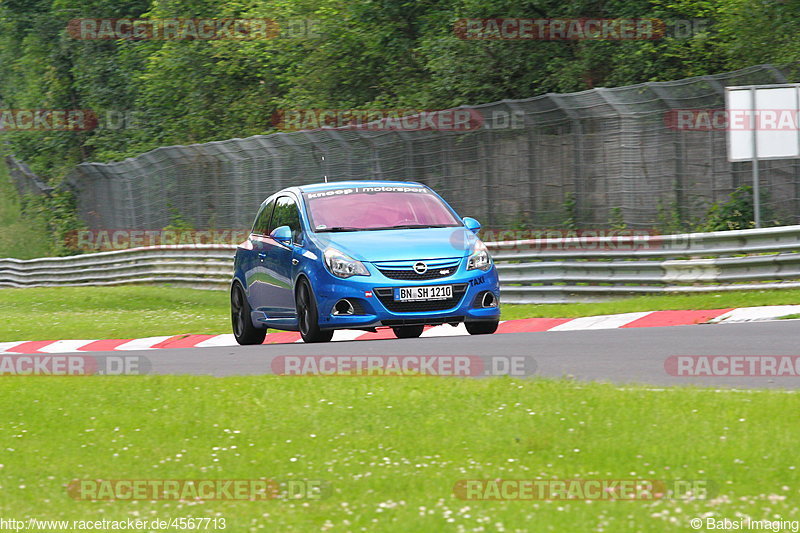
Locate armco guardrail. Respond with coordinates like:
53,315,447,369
0,245,236,290
492,225,800,303
1,226,800,303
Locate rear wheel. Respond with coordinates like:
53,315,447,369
465,320,499,335
231,283,267,345
392,325,424,339
296,279,334,343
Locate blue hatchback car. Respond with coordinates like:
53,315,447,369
231,181,500,343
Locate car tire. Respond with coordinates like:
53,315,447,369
465,320,499,335
231,283,267,345
392,325,424,339
296,279,334,343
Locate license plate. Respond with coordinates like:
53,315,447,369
394,285,453,301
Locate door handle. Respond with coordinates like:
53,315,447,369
292,258,299,265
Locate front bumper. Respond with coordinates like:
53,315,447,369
312,260,500,329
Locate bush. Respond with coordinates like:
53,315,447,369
699,185,780,232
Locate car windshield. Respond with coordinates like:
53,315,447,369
304,186,461,232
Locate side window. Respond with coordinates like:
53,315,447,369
270,196,303,243
252,199,275,236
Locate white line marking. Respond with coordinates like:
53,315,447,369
195,334,238,348
6,305,800,356
37,340,96,353
0,342,25,354
332,330,369,342
115,336,173,351
710,305,800,323
420,323,469,337
548,312,652,331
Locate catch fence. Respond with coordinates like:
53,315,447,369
7,64,797,231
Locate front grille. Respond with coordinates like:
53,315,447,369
378,269,452,281
374,259,460,281
374,284,467,313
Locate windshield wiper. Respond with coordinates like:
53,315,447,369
371,224,458,230
317,224,458,232
316,226,362,233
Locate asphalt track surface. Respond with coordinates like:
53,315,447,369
69,320,800,389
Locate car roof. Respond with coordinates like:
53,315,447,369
295,180,425,193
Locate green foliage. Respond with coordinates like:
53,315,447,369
562,192,578,231
698,185,780,232
501,211,531,231
0,165,52,259
163,206,195,232
0,157,86,257
608,207,627,231
19,189,86,256
1,0,798,239
656,198,686,235
0,0,780,179
701,187,754,231
714,0,800,69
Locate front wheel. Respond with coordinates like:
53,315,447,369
392,325,424,339
231,283,267,345
465,320,499,335
296,279,334,343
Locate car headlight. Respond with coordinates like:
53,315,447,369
467,241,492,271
324,248,370,278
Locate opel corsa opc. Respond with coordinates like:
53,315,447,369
231,181,500,343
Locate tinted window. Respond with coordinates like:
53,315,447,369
304,188,460,231
252,199,275,236
270,195,303,243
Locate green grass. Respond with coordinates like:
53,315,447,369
0,162,52,259
2,285,800,341
0,286,230,341
0,376,798,531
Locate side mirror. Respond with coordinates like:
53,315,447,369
270,225,293,245
462,217,481,235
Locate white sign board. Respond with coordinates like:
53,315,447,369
726,85,800,162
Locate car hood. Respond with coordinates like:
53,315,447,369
310,227,479,262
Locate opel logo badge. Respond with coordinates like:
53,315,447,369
413,262,428,274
